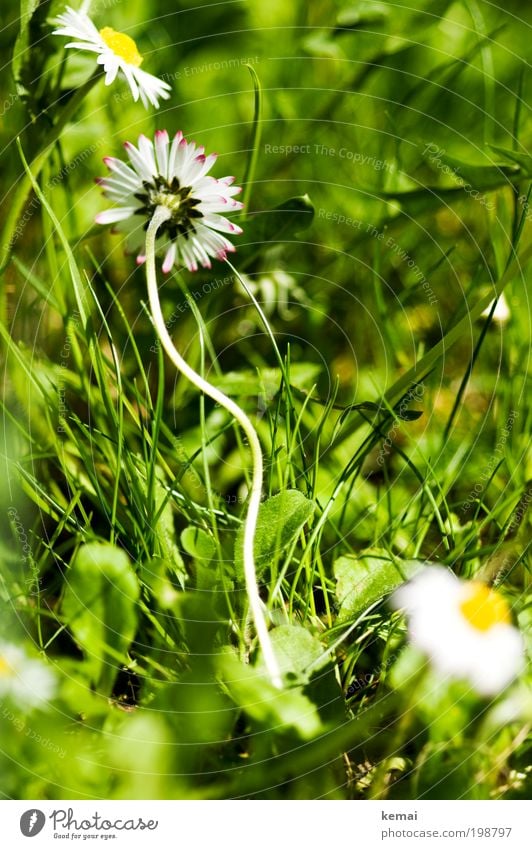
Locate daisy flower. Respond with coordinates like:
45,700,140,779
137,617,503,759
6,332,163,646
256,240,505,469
96,130,243,272
393,567,524,696
482,292,511,323
237,269,309,319
96,132,280,688
53,6,171,109
0,642,56,709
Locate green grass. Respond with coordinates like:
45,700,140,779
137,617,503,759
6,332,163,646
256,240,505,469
0,0,530,800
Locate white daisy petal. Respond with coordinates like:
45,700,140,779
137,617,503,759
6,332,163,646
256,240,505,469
189,235,212,269
201,213,243,235
167,131,184,176
134,67,171,108
123,141,155,181
180,240,199,272
100,54,119,85
120,62,140,102
54,7,102,41
162,241,177,273
169,136,190,180
62,41,102,52
185,152,215,184
102,157,140,188
95,206,139,224
96,178,136,203
154,130,170,180
138,135,157,175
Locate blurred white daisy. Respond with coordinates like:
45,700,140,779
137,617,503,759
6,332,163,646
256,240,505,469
53,6,171,109
482,292,510,323
393,567,524,696
96,130,243,272
237,269,309,319
0,642,56,708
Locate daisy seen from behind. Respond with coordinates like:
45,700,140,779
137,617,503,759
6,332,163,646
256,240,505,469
96,130,243,272
96,130,282,690
53,5,171,108
393,567,524,696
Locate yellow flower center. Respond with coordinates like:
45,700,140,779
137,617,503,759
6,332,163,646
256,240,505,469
0,655,13,677
99,27,143,67
459,582,511,631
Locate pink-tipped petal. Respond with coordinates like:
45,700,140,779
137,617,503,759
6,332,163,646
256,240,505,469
162,242,176,273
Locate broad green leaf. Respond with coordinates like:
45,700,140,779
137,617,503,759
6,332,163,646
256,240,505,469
181,526,216,562
334,551,424,620
256,625,326,684
212,362,321,398
177,528,218,593
234,490,315,580
217,650,322,739
61,543,140,693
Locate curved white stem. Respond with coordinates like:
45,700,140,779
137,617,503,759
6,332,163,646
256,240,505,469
145,207,282,688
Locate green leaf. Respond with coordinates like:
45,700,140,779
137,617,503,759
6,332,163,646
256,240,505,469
181,526,216,562
217,650,322,739
334,551,424,620
234,490,315,580
61,543,140,693
212,362,322,398
256,625,326,684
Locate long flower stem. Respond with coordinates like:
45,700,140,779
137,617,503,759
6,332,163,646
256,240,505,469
145,206,282,688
